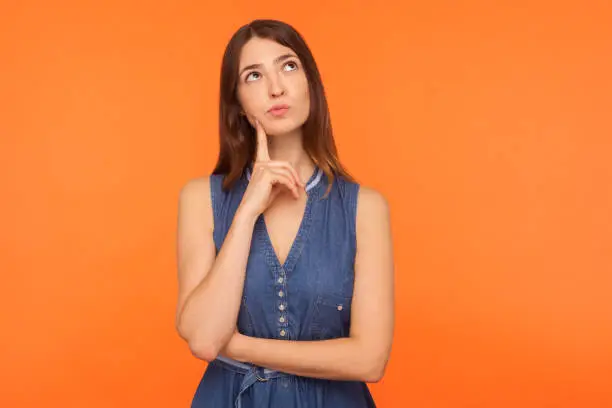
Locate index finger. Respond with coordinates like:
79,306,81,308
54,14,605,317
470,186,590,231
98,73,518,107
254,118,270,162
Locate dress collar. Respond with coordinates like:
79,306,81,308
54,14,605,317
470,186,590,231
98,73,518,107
245,165,324,194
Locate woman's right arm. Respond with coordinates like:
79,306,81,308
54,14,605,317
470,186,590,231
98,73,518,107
175,177,258,362
175,117,303,362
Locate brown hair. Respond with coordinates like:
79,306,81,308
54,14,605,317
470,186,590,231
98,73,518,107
212,19,356,197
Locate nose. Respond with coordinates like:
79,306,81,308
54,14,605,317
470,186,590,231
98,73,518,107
268,72,286,98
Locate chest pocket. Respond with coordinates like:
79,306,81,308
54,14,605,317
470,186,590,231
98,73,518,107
309,292,352,340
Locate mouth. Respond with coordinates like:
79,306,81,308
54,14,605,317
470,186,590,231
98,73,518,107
267,104,290,117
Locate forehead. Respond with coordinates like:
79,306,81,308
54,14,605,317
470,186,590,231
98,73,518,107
239,37,296,68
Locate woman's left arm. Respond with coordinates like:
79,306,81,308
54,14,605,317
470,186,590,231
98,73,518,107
222,186,395,383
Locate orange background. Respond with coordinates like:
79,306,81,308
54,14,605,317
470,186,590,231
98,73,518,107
2,1,611,407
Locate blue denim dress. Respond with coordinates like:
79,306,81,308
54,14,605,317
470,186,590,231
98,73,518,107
190,165,376,408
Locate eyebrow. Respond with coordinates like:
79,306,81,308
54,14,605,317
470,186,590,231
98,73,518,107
239,53,298,77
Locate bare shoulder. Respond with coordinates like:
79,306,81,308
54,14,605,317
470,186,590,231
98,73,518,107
179,175,211,202
356,185,391,223
178,175,213,230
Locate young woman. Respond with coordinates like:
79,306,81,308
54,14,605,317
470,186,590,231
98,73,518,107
175,19,394,408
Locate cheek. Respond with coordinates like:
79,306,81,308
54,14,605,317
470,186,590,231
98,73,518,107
298,76,310,97
296,77,310,109
238,86,264,113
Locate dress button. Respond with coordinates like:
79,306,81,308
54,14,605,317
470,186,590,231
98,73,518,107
278,290,284,297
279,316,285,323
280,329,286,336
279,304,285,311
278,277,284,284
337,305,343,311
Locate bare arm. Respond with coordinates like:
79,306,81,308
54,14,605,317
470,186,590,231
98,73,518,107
221,186,395,382
176,117,305,362
175,177,258,362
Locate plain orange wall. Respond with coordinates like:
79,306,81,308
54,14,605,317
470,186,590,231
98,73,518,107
2,1,611,407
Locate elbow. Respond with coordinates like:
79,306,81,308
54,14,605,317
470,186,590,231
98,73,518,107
363,362,386,383
188,335,220,362
189,339,219,362
362,353,389,383
176,322,220,363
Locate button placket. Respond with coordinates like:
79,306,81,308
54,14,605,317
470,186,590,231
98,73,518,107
277,266,288,338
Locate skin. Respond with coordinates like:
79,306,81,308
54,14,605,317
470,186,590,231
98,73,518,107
176,37,395,383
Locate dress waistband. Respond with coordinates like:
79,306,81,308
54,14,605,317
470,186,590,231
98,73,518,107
213,355,293,408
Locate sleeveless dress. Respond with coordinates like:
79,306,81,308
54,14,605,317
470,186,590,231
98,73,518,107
190,165,377,408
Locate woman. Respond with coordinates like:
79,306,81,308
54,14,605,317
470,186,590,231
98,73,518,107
176,19,394,407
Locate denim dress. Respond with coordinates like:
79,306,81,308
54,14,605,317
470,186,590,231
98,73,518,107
190,165,376,408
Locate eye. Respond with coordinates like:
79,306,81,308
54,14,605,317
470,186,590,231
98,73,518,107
284,61,299,71
244,71,259,82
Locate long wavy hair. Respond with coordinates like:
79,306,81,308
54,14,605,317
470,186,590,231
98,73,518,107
212,19,356,197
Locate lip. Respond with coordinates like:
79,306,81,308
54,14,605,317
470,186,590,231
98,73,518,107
267,104,290,113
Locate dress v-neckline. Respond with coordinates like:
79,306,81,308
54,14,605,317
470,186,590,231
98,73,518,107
261,195,311,270
247,166,324,273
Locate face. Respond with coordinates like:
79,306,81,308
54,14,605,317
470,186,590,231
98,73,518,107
236,37,310,137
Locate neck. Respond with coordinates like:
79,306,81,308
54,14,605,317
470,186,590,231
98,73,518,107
267,127,316,183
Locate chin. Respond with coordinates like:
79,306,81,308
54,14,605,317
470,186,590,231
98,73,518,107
264,119,305,136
